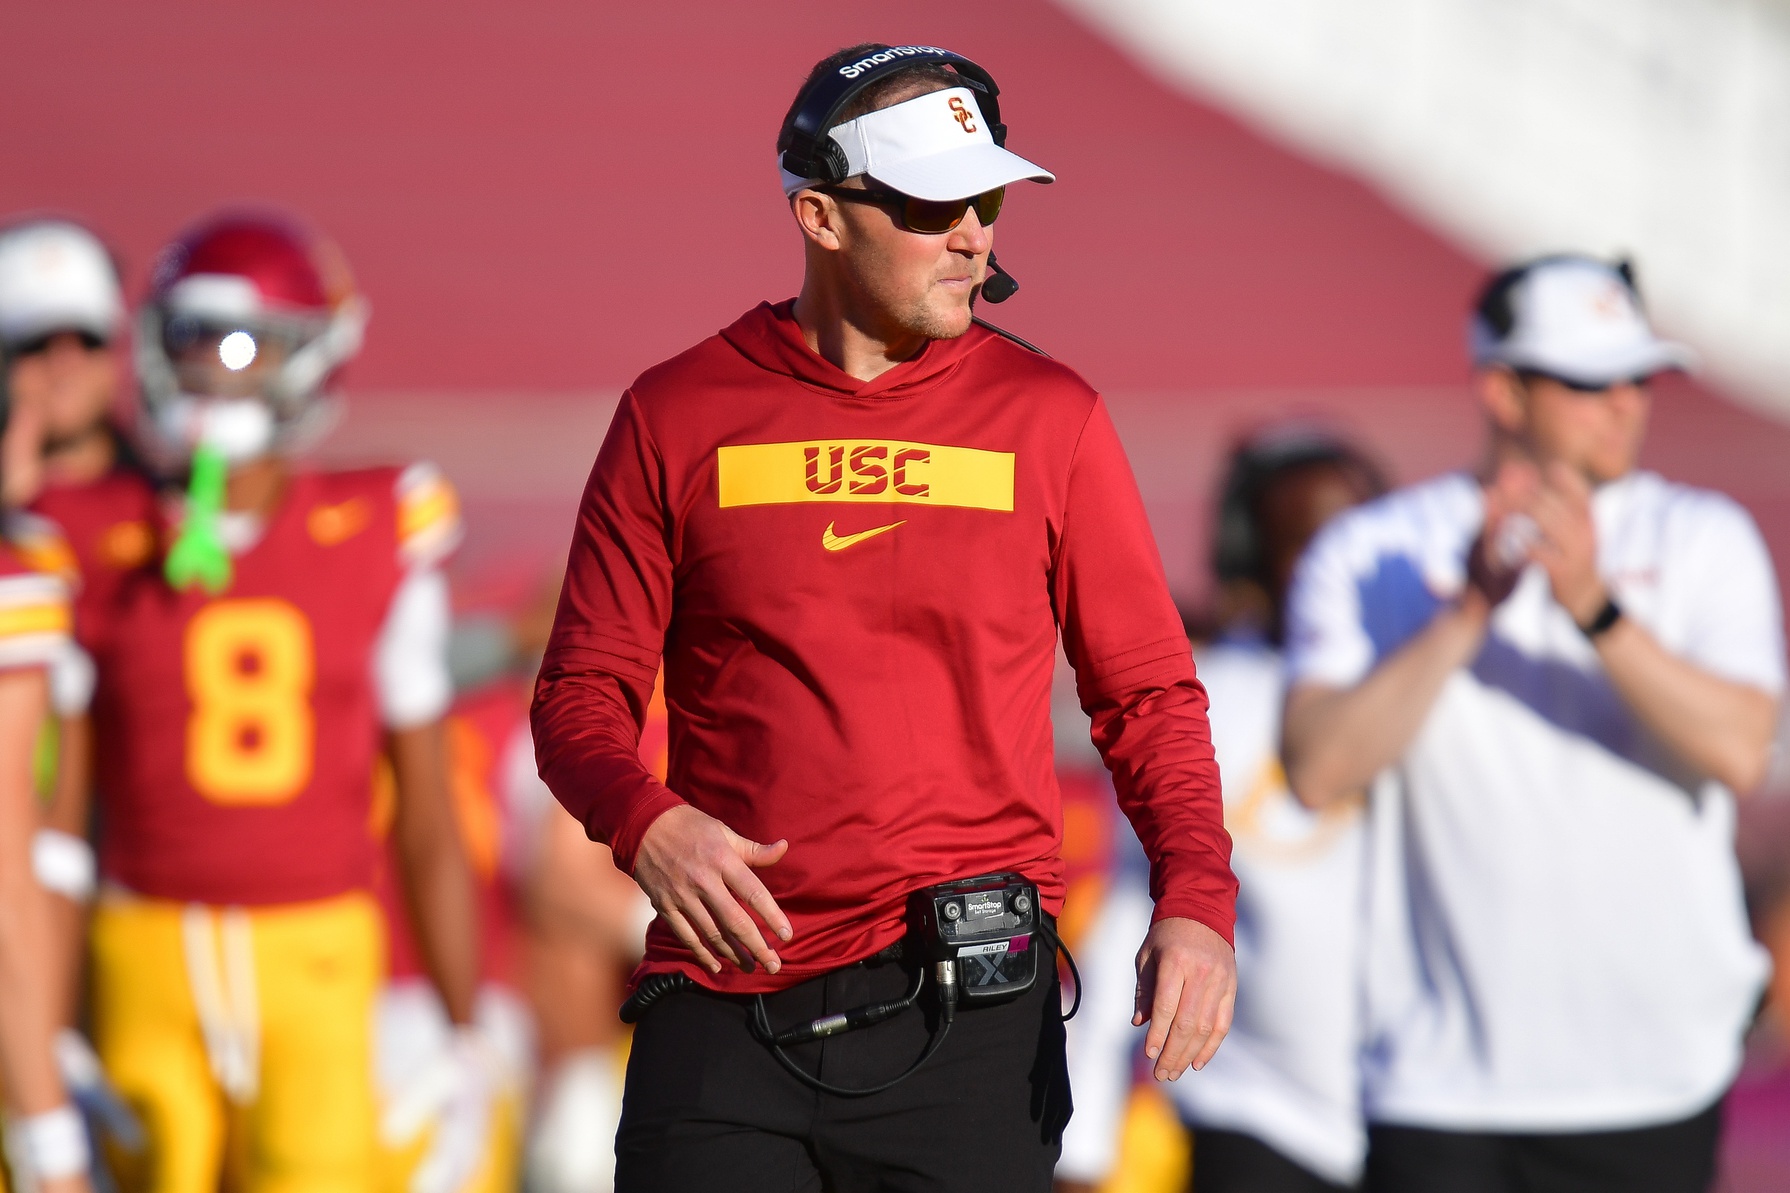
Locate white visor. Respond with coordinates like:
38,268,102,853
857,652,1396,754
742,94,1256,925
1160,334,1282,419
1471,257,1693,387
780,87,1055,200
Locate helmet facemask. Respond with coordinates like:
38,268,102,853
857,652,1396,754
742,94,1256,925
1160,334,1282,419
136,275,365,469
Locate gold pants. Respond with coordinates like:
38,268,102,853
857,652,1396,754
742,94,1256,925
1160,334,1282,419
90,892,383,1193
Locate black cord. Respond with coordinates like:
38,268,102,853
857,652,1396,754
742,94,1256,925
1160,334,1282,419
619,971,696,1024
750,970,953,1098
1038,918,1081,1021
762,968,924,1046
970,315,1050,357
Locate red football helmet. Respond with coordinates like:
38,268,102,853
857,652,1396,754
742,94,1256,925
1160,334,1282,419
137,211,367,462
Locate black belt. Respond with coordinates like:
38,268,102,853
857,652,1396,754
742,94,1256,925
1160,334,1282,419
619,936,909,1025
619,910,1064,1026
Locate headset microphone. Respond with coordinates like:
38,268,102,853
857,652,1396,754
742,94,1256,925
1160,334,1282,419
980,254,1019,304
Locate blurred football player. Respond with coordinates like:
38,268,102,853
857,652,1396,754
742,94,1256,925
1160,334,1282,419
509,674,653,1193
372,683,534,1193
1058,428,1384,1193
0,214,126,884
37,211,487,1193
0,297,90,1193
0,217,140,1184
454,572,651,1193
0,217,125,962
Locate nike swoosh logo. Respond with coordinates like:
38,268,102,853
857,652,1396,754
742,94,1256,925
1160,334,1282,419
822,520,905,552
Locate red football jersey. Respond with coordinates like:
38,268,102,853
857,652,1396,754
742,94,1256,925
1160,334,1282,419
0,535,73,672
32,467,161,652
78,466,458,904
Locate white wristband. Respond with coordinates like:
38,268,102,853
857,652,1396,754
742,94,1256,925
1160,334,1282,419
31,829,96,903
3,1104,90,1186
48,644,95,718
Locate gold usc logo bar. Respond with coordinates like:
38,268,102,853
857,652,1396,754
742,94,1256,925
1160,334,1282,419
717,440,1014,511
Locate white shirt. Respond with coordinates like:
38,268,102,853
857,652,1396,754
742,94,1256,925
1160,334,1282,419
1286,470,1782,1132
1059,640,1369,1185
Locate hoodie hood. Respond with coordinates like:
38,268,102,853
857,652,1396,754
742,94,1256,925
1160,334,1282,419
719,300,996,401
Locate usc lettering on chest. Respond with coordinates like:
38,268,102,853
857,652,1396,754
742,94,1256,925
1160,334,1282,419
717,439,1015,512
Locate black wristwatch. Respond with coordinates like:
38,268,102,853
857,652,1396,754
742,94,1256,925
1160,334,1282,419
1578,596,1623,639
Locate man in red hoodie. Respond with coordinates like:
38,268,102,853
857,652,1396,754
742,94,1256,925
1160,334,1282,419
532,43,1237,1192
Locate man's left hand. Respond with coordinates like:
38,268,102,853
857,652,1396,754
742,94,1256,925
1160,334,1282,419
1526,462,1606,624
1132,916,1236,1081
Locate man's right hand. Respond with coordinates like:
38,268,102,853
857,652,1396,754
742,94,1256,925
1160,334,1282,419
1282,465,1542,809
632,805,792,975
1466,458,1540,609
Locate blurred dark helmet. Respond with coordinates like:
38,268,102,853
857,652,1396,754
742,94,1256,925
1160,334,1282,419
1213,425,1386,589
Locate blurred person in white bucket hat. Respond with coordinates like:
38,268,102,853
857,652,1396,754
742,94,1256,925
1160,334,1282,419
0,219,126,508
1281,254,1780,1193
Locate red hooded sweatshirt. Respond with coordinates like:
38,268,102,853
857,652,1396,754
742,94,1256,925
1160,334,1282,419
532,301,1234,994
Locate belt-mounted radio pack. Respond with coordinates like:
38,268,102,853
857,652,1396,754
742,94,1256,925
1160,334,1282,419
619,872,1080,1097
908,872,1043,1003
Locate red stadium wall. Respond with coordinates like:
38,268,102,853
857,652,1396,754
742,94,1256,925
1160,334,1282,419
7,0,1788,609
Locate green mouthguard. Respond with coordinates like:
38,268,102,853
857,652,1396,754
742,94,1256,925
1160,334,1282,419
164,443,234,594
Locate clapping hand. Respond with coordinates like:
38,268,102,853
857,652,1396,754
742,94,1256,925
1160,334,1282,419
1525,462,1608,624
1467,460,1541,609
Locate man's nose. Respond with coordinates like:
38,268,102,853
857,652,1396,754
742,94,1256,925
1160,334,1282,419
948,209,992,255
48,338,89,366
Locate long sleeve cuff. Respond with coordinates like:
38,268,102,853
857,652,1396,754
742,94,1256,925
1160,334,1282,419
600,778,689,875
1149,892,1236,947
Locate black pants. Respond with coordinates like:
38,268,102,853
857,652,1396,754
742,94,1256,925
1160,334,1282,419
1365,1100,1722,1193
1190,1127,1355,1192
615,954,1071,1192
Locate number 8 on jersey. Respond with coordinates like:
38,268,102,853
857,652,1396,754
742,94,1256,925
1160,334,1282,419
184,598,315,805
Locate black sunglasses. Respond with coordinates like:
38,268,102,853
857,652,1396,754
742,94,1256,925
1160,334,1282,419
1515,368,1652,395
8,330,108,358
820,184,1005,235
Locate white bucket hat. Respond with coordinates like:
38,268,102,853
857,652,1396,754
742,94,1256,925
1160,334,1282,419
780,86,1054,201
1470,255,1692,388
0,220,122,348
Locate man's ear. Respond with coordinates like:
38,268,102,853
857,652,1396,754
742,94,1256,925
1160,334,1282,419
1476,367,1527,435
791,190,842,251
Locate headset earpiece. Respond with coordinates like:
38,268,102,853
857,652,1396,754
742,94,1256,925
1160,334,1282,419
816,139,851,184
